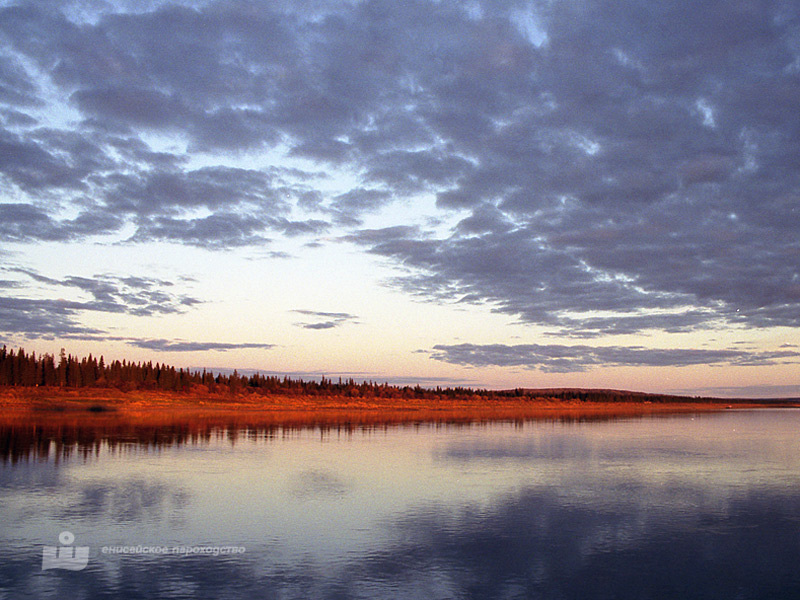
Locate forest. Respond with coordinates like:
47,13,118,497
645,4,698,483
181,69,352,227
0,345,714,403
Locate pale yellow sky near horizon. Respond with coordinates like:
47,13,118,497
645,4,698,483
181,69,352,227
7,232,798,398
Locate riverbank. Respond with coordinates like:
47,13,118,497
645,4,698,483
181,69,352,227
0,386,794,427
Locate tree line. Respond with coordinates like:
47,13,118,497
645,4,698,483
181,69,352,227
0,345,481,398
0,346,712,403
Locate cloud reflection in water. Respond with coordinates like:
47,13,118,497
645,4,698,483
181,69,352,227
2,412,800,598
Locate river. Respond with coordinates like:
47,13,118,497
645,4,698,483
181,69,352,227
2,409,799,598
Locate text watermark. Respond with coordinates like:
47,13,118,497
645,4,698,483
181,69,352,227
101,545,246,557
42,531,246,571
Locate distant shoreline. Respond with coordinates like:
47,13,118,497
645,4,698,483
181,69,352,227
2,387,799,466
3,348,797,416
1,386,796,426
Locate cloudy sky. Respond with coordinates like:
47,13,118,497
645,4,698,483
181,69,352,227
1,0,799,397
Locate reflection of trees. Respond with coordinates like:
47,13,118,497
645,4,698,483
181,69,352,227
0,419,219,463
0,411,653,463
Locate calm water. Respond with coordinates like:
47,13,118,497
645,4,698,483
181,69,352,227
2,409,800,599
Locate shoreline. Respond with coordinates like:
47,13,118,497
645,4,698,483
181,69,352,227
1,386,796,427
2,387,797,461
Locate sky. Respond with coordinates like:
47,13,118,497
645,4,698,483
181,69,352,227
1,0,799,398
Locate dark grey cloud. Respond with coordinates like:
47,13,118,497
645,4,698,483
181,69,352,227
347,224,675,323
5,332,276,353
0,267,203,340
300,321,339,330
0,3,330,248
0,203,63,241
0,0,798,338
428,343,800,373
9,267,200,316
130,213,271,249
105,136,187,170
127,339,275,352
71,85,190,130
102,166,288,216
267,217,331,238
291,309,359,330
0,296,106,337
545,310,721,339
330,188,393,214
0,107,38,127
0,202,123,242
292,309,358,319
0,289,272,352
334,0,799,335
0,129,87,192
363,150,475,195
0,160,325,248
0,51,40,107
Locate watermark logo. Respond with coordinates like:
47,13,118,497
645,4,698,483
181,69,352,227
42,531,90,571
40,531,245,571
101,544,246,557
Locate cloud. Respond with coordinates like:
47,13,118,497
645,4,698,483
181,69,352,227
0,296,107,337
330,188,393,215
678,384,800,399
71,85,190,130
299,321,339,330
0,267,203,339
0,0,798,338
428,343,800,373
330,0,799,335
363,150,476,195
0,203,124,242
130,213,272,249
267,218,331,238
0,130,91,193
291,309,359,330
103,166,287,216
292,310,358,319
0,53,40,107
5,331,276,354
126,339,275,352
9,267,201,317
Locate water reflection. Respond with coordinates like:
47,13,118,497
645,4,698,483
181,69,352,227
290,469,349,500
367,486,800,599
0,405,715,462
2,410,799,599
56,477,191,523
